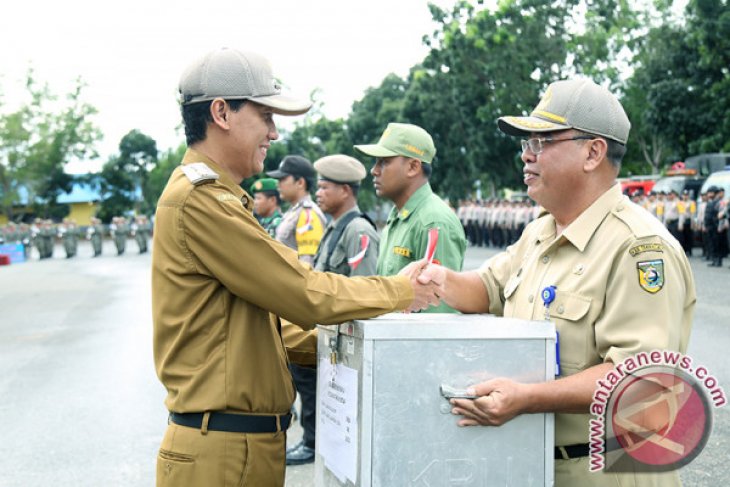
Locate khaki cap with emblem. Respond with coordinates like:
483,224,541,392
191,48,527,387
178,47,312,116
497,78,631,144
250,178,279,194
354,123,436,163
314,155,367,185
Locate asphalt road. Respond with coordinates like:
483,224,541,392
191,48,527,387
0,240,727,486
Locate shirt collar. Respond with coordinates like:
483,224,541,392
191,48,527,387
560,183,625,252
388,183,433,222
328,206,360,229
182,148,252,210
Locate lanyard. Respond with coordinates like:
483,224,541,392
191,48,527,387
541,285,560,377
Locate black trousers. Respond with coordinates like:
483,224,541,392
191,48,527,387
290,363,317,448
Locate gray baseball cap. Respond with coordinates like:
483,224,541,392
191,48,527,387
497,79,631,144
178,48,312,116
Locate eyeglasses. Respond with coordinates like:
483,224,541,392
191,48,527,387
520,135,595,155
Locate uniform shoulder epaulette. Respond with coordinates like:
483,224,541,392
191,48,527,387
301,199,314,208
612,201,667,240
181,162,219,186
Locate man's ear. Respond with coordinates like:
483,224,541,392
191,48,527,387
583,138,608,173
210,98,229,130
407,158,422,177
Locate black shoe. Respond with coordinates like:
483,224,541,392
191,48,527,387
286,442,315,466
286,440,303,454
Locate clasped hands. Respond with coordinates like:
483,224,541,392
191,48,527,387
398,259,446,313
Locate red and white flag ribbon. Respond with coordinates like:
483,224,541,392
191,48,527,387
423,227,439,264
347,235,371,271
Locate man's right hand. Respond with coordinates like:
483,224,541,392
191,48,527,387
402,260,442,312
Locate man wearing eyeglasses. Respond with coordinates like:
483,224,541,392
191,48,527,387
408,79,695,486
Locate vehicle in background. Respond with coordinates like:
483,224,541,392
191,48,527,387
685,153,730,177
700,169,730,196
620,175,659,196
651,166,705,198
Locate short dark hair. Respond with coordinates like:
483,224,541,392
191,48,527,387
299,176,315,192
575,131,626,169
262,190,281,205
181,99,247,146
421,161,432,179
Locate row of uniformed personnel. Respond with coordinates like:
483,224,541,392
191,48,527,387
457,198,542,248
0,215,152,259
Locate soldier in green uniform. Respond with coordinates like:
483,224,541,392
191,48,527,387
132,215,150,254
59,219,79,258
412,79,695,487
19,223,32,259
87,217,104,257
250,177,283,237
355,122,466,313
153,47,439,487
111,216,129,255
39,220,56,259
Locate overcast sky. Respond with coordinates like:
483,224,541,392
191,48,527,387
0,0,456,173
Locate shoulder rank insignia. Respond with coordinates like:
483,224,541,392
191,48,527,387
181,162,219,185
637,259,664,294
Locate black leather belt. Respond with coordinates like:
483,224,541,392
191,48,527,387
554,443,590,459
169,411,292,434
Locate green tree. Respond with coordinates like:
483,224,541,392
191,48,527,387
0,73,100,221
119,129,158,214
146,142,186,210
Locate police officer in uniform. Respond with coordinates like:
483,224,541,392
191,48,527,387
250,177,283,237
152,47,439,487
283,155,382,466
355,123,466,312
267,155,326,266
412,79,695,487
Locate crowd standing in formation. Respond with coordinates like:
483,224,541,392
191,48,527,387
456,183,730,271
457,198,542,248
0,215,153,259
627,187,729,267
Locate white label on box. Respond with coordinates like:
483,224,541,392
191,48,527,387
318,358,359,484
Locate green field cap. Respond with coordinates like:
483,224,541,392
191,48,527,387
354,123,436,163
498,79,631,145
250,178,279,194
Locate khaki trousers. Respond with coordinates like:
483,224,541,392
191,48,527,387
556,457,681,486
157,422,286,487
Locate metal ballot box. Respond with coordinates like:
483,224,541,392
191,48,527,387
314,313,555,487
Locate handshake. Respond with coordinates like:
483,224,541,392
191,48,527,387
398,259,447,313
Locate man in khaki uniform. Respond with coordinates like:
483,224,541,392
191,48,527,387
411,79,695,486
152,47,439,487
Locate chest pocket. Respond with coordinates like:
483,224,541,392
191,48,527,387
550,290,593,372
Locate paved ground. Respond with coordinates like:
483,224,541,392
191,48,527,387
0,240,727,486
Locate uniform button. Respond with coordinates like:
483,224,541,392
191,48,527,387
542,255,550,264
616,205,624,211
557,305,565,314
528,295,534,303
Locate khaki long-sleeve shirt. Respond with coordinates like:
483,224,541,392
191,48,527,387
478,184,695,447
152,149,412,415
